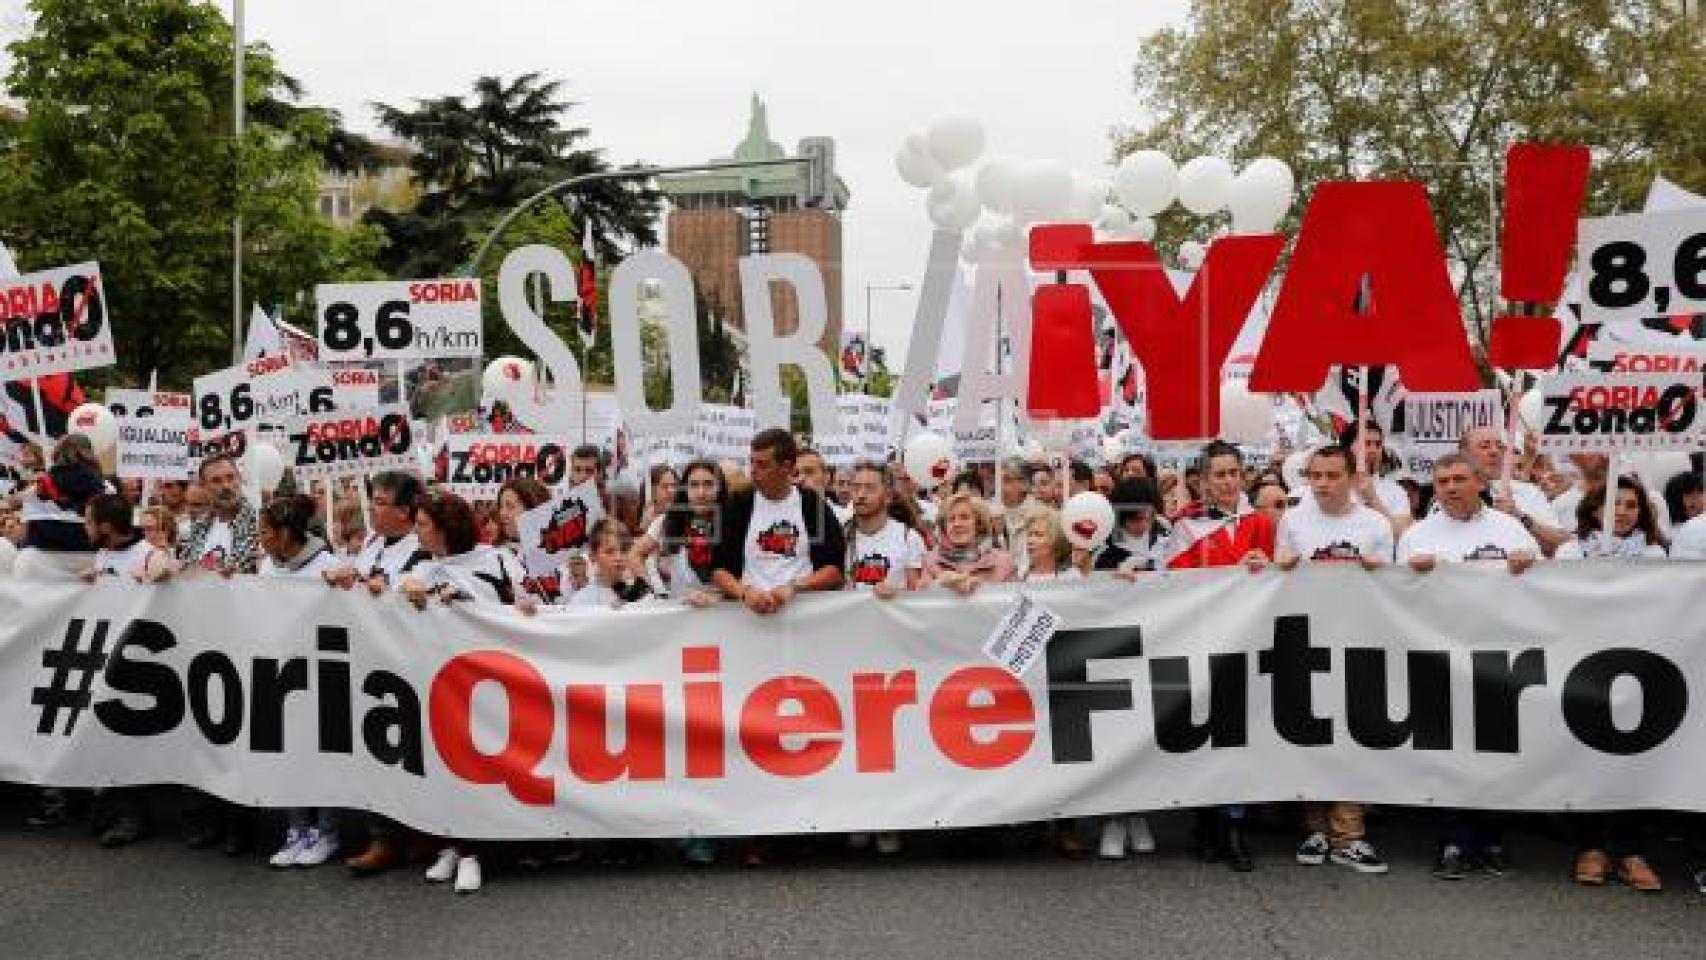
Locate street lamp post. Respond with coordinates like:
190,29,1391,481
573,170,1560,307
863,282,911,390
231,0,245,364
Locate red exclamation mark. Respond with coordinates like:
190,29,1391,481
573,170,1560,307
1487,143,1591,369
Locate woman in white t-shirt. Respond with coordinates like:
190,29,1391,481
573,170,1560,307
627,460,725,607
255,495,342,871
1555,476,1669,560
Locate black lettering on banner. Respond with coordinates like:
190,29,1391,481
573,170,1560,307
1150,654,1249,752
250,657,309,753
362,670,425,776
291,430,312,467
1562,649,1688,756
1543,395,1571,435
1344,649,1452,750
60,272,103,340
93,620,184,737
1045,625,1142,763
318,627,353,755
1257,615,1332,747
187,651,243,745
1471,649,1548,753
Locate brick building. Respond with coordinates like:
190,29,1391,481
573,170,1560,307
659,96,849,348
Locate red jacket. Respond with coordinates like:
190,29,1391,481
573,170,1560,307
1164,503,1276,570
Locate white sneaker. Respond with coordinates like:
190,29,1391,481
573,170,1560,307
875,832,902,856
453,855,482,894
1296,831,1330,866
424,847,458,883
293,828,338,867
269,828,306,869
846,832,871,850
1099,818,1128,859
1127,815,1156,854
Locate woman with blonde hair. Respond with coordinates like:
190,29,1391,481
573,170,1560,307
924,491,1014,593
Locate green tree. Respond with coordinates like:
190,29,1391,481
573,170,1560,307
1121,0,1706,349
0,0,384,386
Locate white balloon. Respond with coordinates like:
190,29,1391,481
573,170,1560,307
927,175,982,231
1218,380,1272,445
1067,174,1109,222
1178,239,1207,270
1061,491,1116,550
895,134,944,189
242,442,286,494
992,218,1024,252
975,155,1023,214
482,356,535,405
67,403,116,454
1012,159,1074,223
1096,204,1133,233
925,115,986,172
903,431,957,492
1176,156,1235,216
1111,150,1179,216
1227,157,1296,234
1131,216,1158,242
1099,435,1125,464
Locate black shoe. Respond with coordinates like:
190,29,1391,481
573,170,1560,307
98,817,146,848
1477,845,1509,877
1224,822,1254,872
26,793,69,829
1433,844,1467,881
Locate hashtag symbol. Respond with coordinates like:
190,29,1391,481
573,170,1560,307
30,619,112,737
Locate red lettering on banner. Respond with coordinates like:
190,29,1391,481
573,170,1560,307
429,651,556,805
410,280,479,304
1249,181,1479,393
928,667,1036,770
739,677,844,777
565,684,667,782
851,670,919,773
246,355,289,377
682,646,726,778
306,417,380,441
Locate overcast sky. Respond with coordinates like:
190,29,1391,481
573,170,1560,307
2,0,1188,364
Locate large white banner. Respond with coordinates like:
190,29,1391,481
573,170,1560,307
2,565,1703,840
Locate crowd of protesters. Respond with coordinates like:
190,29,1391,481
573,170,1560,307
2,418,1705,895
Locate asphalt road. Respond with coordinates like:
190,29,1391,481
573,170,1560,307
1,794,1702,960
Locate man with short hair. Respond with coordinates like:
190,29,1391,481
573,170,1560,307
1274,445,1392,875
1399,451,1537,881
153,479,188,513
82,493,156,582
1339,420,1412,535
795,447,850,523
177,454,259,576
844,461,924,599
712,428,845,615
1030,462,1062,509
1068,459,1093,498
1457,426,1567,554
325,471,429,595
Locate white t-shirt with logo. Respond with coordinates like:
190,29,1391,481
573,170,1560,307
1397,504,1540,563
353,532,425,584
93,537,158,580
743,488,812,590
846,518,925,592
1278,501,1395,564
190,519,234,572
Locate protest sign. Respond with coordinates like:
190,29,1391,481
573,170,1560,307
105,389,191,421
1535,372,1705,452
315,279,483,361
441,434,573,500
115,415,191,480
981,592,1063,679
516,479,604,576
194,354,336,434
0,262,115,380
282,404,415,480
1402,390,1503,476
1576,207,1706,324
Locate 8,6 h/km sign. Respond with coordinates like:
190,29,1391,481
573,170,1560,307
314,280,484,361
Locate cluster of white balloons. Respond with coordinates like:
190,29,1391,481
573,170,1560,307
1106,151,1296,237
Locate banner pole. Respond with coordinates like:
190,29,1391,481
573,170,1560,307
1355,366,1371,478
139,369,159,507
1501,374,1521,504
1602,453,1618,557
357,476,373,536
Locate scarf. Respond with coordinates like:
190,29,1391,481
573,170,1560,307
1579,529,1653,560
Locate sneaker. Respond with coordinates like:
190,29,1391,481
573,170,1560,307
1433,844,1467,881
1099,818,1129,860
1296,832,1329,866
453,855,482,894
269,829,307,869
1617,855,1661,893
424,847,458,883
875,832,902,856
293,828,339,868
1330,840,1389,875
1478,845,1509,877
1127,816,1156,854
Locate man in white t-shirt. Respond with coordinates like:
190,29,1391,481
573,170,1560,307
1457,426,1567,555
712,429,845,615
844,462,924,598
1273,445,1391,876
177,453,259,576
1340,421,1412,535
324,471,429,594
1400,452,1539,573
82,493,159,582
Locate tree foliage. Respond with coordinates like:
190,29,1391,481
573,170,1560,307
0,0,385,386
1121,0,1706,348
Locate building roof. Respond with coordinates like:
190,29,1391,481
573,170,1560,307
659,94,849,211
